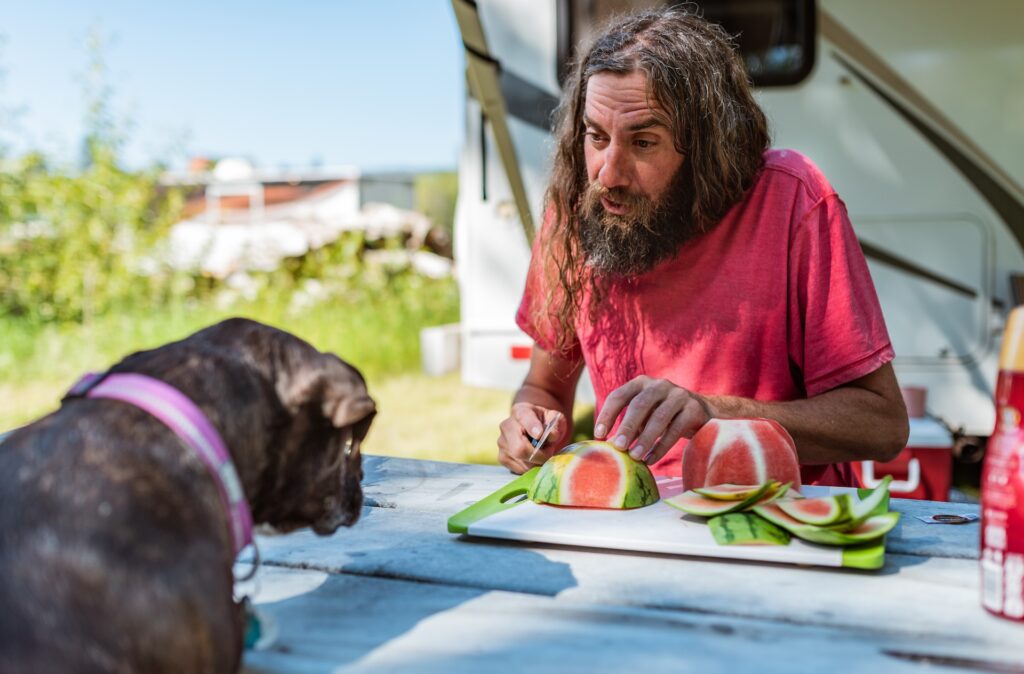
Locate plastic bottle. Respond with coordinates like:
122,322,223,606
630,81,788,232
981,307,1024,621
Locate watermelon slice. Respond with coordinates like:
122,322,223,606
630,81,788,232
709,513,791,546
527,440,659,509
777,494,854,527
753,502,900,546
757,482,791,506
824,475,893,531
694,483,779,501
664,481,774,517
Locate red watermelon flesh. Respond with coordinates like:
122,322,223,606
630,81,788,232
683,418,801,492
567,450,620,507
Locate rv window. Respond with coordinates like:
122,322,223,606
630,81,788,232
560,0,815,88
698,0,815,86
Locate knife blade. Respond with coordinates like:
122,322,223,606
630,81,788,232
527,416,559,464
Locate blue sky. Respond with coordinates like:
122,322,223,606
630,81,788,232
0,1,464,171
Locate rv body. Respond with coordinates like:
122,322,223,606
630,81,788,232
453,0,1024,438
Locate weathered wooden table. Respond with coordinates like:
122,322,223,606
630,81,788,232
239,456,1022,674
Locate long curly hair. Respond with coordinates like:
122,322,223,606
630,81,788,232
539,7,770,355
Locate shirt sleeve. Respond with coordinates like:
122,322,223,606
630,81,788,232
788,193,895,397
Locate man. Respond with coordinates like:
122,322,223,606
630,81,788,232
497,8,909,486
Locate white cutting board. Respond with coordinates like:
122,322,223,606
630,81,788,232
450,474,883,569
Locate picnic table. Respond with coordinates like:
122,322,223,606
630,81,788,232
240,455,1021,674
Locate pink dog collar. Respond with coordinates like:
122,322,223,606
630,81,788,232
65,372,254,556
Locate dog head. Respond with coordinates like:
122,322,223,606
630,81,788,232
270,351,376,535
194,318,377,536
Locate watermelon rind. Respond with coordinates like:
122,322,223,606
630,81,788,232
664,481,773,517
756,481,791,506
526,453,573,505
786,512,900,546
709,513,791,546
777,494,853,526
527,441,659,509
620,457,659,508
694,482,777,501
825,475,893,531
752,503,900,546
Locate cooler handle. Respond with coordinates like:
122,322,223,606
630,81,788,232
861,458,920,493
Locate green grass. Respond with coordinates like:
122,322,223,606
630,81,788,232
0,275,603,467
0,277,494,462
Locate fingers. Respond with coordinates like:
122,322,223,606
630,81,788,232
595,377,712,463
594,378,643,440
498,416,534,474
641,401,706,464
497,405,564,474
513,402,547,441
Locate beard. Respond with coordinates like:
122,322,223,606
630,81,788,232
578,166,700,277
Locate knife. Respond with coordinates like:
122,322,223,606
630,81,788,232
526,416,560,465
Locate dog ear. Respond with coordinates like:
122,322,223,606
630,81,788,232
275,352,376,429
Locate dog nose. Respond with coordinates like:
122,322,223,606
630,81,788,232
312,507,361,535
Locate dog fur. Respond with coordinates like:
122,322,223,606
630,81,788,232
0,318,376,674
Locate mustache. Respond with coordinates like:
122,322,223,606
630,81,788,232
577,167,700,277
589,184,640,206
581,182,660,232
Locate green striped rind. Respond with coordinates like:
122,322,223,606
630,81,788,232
621,454,659,508
526,454,573,505
709,513,791,546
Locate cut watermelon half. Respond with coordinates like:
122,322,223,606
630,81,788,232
527,440,659,509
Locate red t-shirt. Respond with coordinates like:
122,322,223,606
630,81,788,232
515,149,895,486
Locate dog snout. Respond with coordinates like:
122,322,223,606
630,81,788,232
312,473,364,536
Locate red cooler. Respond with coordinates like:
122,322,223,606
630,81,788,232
852,417,953,501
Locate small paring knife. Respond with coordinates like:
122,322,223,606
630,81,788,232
527,416,559,464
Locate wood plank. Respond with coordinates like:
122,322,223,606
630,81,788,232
362,455,507,510
240,506,1019,652
240,566,1023,674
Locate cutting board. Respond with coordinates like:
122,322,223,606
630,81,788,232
448,468,891,570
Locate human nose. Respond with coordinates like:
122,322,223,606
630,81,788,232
597,141,630,190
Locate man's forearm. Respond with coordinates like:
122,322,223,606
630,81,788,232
703,375,909,465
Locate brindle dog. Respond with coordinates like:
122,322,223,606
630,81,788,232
0,318,376,674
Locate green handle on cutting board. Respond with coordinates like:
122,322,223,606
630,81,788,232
447,467,539,534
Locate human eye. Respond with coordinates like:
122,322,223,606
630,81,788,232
634,137,657,150
585,130,608,146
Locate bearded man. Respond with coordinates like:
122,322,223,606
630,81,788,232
497,8,909,486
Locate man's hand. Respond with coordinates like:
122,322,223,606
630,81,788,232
595,376,713,464
498,403,568,474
